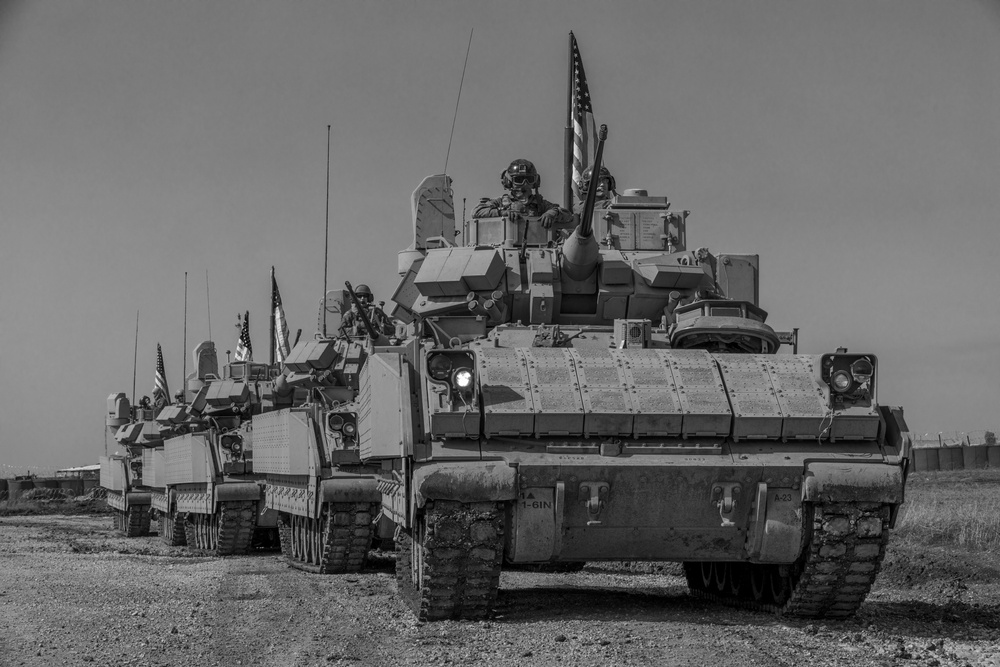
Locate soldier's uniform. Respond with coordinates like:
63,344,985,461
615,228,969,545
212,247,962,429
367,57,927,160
473,192,572,222
473,158,574,229
340,304,393,337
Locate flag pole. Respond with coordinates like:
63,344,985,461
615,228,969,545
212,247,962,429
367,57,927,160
563,31,574,211
269,266,276,366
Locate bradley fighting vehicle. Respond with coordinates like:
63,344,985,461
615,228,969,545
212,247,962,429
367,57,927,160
102,394,160,537
385,126,909,620
255,126,911,620
147,341,280,554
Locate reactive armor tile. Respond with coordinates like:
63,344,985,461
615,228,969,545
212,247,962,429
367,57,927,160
666,349,732,437
524,348,585,436
570,348,634,437
764,355,829,440
716,355,783,441
478,348,535,437
615,348,683,437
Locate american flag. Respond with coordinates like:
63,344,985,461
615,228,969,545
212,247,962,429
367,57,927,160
152,343,170,410
271,268,290,364
235,311,252,362
571,33,597,196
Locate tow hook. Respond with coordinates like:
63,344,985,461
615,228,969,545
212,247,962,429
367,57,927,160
712,483,741,527
579,482,609,525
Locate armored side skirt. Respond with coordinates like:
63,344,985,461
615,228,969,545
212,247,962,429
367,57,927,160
266,473,379,520
106,490,152,512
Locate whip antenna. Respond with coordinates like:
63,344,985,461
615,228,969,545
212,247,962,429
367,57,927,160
444,29,473,174
205,269,212,341
131,309,139,407
322,124,331,337
183,272,189,402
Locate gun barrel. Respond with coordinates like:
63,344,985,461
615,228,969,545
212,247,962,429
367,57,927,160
578,124,609,239
343,281,379,340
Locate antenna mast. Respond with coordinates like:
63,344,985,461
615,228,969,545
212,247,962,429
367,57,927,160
322,124,331,337
131,309,139,407
205,269,212,341
444,29,473,175
183,272,188,402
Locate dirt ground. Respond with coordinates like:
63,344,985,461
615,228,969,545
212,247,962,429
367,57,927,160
0,514,997,667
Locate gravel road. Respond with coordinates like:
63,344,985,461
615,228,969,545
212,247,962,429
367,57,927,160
0,514,997,667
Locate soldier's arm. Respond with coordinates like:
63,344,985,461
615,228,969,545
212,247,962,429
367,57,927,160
539,198,577,228
472,197,503,218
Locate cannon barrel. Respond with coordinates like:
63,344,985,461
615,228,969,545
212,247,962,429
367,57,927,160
577,124,608,239
561,124,607,281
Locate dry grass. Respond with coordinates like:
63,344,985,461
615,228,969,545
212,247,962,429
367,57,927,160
894,468,1000,551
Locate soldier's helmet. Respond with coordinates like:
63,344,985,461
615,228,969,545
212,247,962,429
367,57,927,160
355,284,374,304
577,165,616,198
501,159,541,191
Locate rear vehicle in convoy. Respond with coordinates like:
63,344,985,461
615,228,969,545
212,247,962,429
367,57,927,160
102,393,159,537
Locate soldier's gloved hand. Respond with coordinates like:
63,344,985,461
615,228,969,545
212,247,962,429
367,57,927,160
505,209,523,224
539,209,560,229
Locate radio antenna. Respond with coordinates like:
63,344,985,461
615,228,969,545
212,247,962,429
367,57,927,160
444,28,473,175
183,272,189,402
205,269,212,341
322,124,331,337
131,309,139,407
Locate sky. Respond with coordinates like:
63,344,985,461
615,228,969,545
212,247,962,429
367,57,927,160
2,1,999,473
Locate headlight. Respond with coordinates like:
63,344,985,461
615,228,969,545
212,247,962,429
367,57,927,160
453,369,474,389
327,414,344,431
343,422,356,436
831,370,852,393
221,433,242,450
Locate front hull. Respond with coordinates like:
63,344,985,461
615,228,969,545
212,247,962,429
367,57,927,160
415,439,904,565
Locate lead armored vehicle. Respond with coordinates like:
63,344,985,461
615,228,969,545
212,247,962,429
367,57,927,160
363,128,910,620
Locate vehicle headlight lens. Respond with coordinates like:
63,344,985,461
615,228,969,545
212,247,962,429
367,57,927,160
343,422,356,436
453,369,474,389
851,358,874,383
327,414,344,431
831,370,852,393
428,354,453,381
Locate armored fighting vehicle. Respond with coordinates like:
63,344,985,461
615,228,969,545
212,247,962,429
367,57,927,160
102,393,160,537
149,341,279,554
250,290,389,573
360,127,910,620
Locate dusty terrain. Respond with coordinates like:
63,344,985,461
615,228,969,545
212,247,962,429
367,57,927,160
0,511,997,667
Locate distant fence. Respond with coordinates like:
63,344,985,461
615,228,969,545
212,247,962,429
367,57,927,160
911,445,1000,472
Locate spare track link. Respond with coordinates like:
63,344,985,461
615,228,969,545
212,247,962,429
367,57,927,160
684,502,890,618
159,510,187,546
285,502,378,574
396,500,504,621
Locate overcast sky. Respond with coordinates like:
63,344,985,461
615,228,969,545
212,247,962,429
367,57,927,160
2,1,999,473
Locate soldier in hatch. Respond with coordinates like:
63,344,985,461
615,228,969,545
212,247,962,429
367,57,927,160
339,284,393,337
573,165,618,216
473,159,574,230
